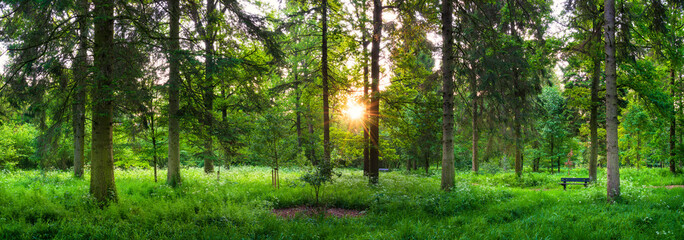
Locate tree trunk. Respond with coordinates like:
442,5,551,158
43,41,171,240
441,0,455,190
551,136,555,173
424,151,429,175
167,0,182,187
202,0,217,174
472,75,479,173
322,0,331,165
514,108,523,177
90,0,117,204
369,0,382,184
295,81,302,149
604,0,620,201
72,0,88,178
151,112,158,182
670,68,676,173
308,113,317,165
589,54,600,181
363,29,370,176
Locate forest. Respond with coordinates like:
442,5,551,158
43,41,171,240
0,0,683,239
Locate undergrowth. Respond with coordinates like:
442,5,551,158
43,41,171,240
0,167,682,239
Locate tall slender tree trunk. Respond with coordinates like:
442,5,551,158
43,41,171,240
151,112,158,182
90,0,117,204
588,0,602,182
550,136,556,173
363,30,370,176
441,0,455,190
72,0,89,178
167,0,182,187
295,81,302,149
589,55,600,181
201,0,217,174
307,109,317,165
508,7,524,178
471,76,479,173
670,68,676,173
604,0,620,201
369,0,382,184
514,105,523,177
424,151,429,175
322,0,331,165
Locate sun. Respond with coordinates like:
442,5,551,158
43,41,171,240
346,101,364,120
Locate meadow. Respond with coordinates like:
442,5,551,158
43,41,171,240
0,166,682,239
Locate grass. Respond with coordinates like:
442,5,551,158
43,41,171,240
0,166,682,239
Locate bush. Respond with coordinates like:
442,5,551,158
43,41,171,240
0,123,39,169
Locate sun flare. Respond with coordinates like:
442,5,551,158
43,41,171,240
346,101,364,120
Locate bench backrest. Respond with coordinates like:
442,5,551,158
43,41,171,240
561,178,590,182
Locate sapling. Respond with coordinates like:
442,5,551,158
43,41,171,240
300,160,339,206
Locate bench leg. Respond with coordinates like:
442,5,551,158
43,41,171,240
563,183,566,191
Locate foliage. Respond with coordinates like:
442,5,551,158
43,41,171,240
0,122,39,169
535,86,579,171
0,167,682,239
300,160,339,205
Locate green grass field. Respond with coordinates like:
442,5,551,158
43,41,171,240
0,167,682,239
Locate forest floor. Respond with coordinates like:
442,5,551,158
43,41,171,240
0,166,682,239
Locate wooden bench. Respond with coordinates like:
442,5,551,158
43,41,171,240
379,168,389,172
559,178,590,190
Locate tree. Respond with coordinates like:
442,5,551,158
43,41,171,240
383,12,440,174
564,0,604,181
90,0,117,204
538,86,572,173
322,0,331,165
350,0,371,176
604,0,620,202
73,0,89,178
187,0,218,174
167,0,182,187
441,0,455,190
369,0,382,184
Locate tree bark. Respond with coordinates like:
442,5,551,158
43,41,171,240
589,54,600,181
369,0,382,184
587,0,602,182
151,112,158,182
441,0,455,190
514,105,523,177
322,0,331,165
167,0,182,187
604,0,620,202
471,76,479,173
363,28,370,176
295,81,302,149
670,68,676,173
202,0,217,174
72,0,89,178
551,136,555,173
90,0,117,204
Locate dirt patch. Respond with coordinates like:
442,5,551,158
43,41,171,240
646,185,684,189
272,206,365,219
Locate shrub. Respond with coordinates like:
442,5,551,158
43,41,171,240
0,123,39,169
